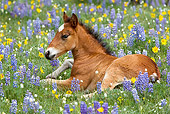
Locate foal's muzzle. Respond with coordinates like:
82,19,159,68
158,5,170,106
45,50,55,60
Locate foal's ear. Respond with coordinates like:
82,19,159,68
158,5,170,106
63,12,69,23
70,13,78,28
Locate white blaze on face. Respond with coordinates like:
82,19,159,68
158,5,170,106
58,24,64,32
46,47,61,58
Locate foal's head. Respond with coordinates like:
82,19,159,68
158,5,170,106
45,12,79,60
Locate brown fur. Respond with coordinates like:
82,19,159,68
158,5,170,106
44,13,160,91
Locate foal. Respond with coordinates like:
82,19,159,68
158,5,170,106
43,13,160,92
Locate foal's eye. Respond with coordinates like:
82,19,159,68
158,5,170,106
62,35,69,39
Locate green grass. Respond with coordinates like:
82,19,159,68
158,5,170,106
0,0,170,113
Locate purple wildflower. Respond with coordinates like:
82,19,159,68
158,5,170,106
155,0,160,6
40,110,45,114
161,99,167,107
11,54,17,71
10,100,17,114
50,59,60,68
25,51,29,57
33,65,38,76
33,17,41,35
111,103,118,114
20,26,26,37
0,61,3,72
123,77,132,91
13,72,19,79
0,83,4,97
71,78,80,93
166,72,170,87
80,101,87,114
35,76,40,86
102,103,108,114
97,82,102,94
131,88,140,103
5,71,10,86
167,46,170,66
64,104,70,114
142,50,147,56
148,83,153,93
93,101,100,113
157,59,162,67
28,62,33,70
52,82,57,91
87,106,94,114
13,81,18,88
118,49,126,58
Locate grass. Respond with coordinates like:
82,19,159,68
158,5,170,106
0,0,170,113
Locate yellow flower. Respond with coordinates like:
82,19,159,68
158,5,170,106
166,35,169,40
135,13,139,17
166,28,169,33
157,31,160,34
143,97,145,100
98,17,102,22
153,8,156,12
52,90,56,94
161,39,167,45
31,5,34,10
109,23,114,28
159,15,163,21
103,13,107,17
128,24,134,31
0,54,4,61
143,3,147,7
112,0,115,3
90,8,94,12
124,10,127,14
48,18,52,23
6,38,13,45
70,108,74,112
103,33,107,37
40,66,44,74
39,52,44,58
0,74,4,80
97,107,104,112
38,0,40,2
91,17,95,22
78,3,82,7
55,94,59,99
18,29,21,33
123,34,127,39
97,5,101,9
31,0,34,4
148,40,151,43
124,2,128,7
169,16,170,21
151,13,155,18
0,39,2,42
61,8,65,12
118,37,124,43
162,11,166,15
131,77,136,83
4,4,8,10
18,43,21,48
66,90,72,94
8,1,12,5
3,25,6,29
168,10,170,15
85,20,89,23
151,57,155,62
3,42,6,46
152,46,159,53
18,21,20,25
99,101,104,104
0,33,4,37
36,8,41,13
40,43,44,47
56,10,59,13
47,12,51,17
24,39,28,45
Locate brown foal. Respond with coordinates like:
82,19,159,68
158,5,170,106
43,12,160,92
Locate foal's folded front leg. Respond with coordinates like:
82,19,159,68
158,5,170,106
46,59,74,79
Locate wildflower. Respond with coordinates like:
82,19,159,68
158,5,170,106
131,77,136,84
0,73,4,80
97,82,102,94
143,3,148,7
135,13,139,17
85,20,89,23
152,46,159,53
110,8,115,20
166,72,170,86
39,52,44,58
36,8,41,13
151,57,155,62
71,78,80,93
111,102,118,114
132,88,140,103
161,39,167,45
160,99,167,107
64,104,70,114
167,47,170,66
97,107,104,112
50,59,60,67
10,100,17,114
0,54,4,61
151,13,155,18
18,43,21,48
66,90,72,95
148,83,153,93
103,13,107,17
91,17,95,22
118,37,123,43
13,81,17,88
55,94,59,99
157,59,162,67
0,83,4,97
52,90,56,94
102,103,108,114
94,101,100,112
123,77,132,91
80,101,87,114
5,71,10,86
40,67,44,74
159,15,163,21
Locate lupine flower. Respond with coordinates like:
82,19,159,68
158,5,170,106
94,101,101,113
123,77,132,91
80,101,87,114
87,106,94,114
33,17,41,35
20,26,26,37
68,51,73,58
50,59,60,68
10,100,17,114
5,71,10,86
142,50,147,56
111,103,118,114
157,59,162,67
11,54,17,71
97,82,102,94
0,61,3,72
35,76,40,86
64,104,70,114
102,103,108,114
167,46,170,66
148,83,153,93
28,62,33,70
33,65,38,76
160,99,167,107
166,72,170,86
131,88,140,103
118,49,126,58
52,82,57,91
13,81,18,88
110,8,115,20
40,110,45,114
0,83,4,97
71,78,80,93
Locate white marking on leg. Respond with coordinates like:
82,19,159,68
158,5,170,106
46,47,61,58
58,24,64,32
102,72,108,82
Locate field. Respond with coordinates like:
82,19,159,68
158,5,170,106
0,0,170,113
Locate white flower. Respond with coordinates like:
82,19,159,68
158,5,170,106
34,94,37,97
104,93,107,97
20,83,24,88
39,105,42,109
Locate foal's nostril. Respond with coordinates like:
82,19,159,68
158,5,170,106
45,50,51,60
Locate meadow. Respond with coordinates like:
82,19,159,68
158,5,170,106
0,0,170,113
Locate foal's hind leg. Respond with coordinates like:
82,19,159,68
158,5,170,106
46,59,74,79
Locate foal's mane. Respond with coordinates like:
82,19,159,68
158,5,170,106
79,21,113,55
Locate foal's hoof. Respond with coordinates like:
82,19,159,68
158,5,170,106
46,75,56,79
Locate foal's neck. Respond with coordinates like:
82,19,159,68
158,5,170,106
72,24,108,60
